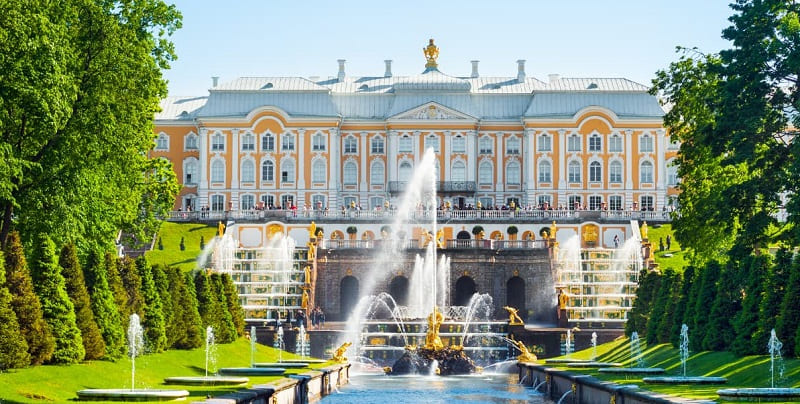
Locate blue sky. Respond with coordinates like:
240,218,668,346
163,1,734,96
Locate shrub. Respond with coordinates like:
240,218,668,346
346,226,357,235
507,226,518,235
471,225,484,236
0,250,30,369
84,251,125,359
179,237,185,251
59,244,105,360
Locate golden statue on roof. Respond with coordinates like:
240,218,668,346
424,38,439,69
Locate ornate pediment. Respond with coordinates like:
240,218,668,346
392,103,473,121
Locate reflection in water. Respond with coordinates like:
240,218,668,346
321,373,550,404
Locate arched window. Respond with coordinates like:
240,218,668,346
261,160,274,182
371,137,385,154
370,161,384,185
211,160,224,183
610,161,623,183
155,133,169,150
640,161,654,183
538,160,552,183
589,134,602,152
589,161,602,182
479,161,492,184
241,160,255,182
425,135,439,153
281,160,295,182
312,159,326,183
262,133,275,151
343,161,357,185
479,137,493,154
640,134,654,152
399,161,412,183
667,160,679,186
184,133,198,150
506,161,520,184
452,135,466,153
184,158,198,185
568,160,581,183
399,136,412,153
451,161,466,182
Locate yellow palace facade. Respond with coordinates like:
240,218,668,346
153,43,677,213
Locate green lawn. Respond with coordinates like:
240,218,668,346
548,337,800,402
145,222,218,271
647,224,689,272
0,338,332,403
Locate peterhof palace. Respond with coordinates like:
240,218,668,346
153,41,676,221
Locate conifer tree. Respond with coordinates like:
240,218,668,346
221,273,245,337
195,270,215,328
137,257,167,353
30,233,84,363
645,269,674,344
754,249,791,352
777,254,800,356
625,269,661,337
59,244,105,359
0,251,31,370
84,251,126,359
690,260,721,351
3,231,54,365
655,269,682,344
105,253,129,330
118,256,144,318
731,254,769,355
702,261,742,351
152,264,173,342
166,267,202,349
211,274,236,343
671,266,696,348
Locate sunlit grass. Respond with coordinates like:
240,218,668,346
0,338,332,403
544,337,800,402
647,224,689,272
145,222,217,271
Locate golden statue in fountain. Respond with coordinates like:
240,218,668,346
424,307,445,351
217,221,225,237
436,228,445,249
333,342,351,363
503,306,524,326
511,337,537,363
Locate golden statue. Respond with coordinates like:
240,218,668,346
558,288,569,310
511,337,538,362
436,228,445,249
333,342,351,363
423,38,439,69
640,221,648,240
309,221,316,239
424,307,445,350
217,221,225,237
477,230,485,240
331,231,338,240
582,224,599,244
550,221,557,240
423,231,434,248
316,229,324,239
301,289,309,309
503,306,524,326
307,241,316,260
304,265,312,284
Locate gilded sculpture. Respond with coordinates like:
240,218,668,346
436,228,445,249
640,221,649,240
217,221,225,237
511,337,538,362
309,221,316,239
423,38,439,69
333,342,352,363
503,306,524,326
424,307,445,350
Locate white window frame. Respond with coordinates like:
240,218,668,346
609,195,623,210
568,160,581,183
370,161,384,185
538,134,552,152
538,160,552,183
281,159,295,183
183,158,198,185
211,133,225,151
506,137,520,155
155,133,169,151
344,136,358,154
343,161,358,185
478,161,493,184
371,136,385,154
240,194,255,210
506,161,520,185
399,136,412,153
451,160,466,182
640,160,654,183
479,136,493,154
241,159,255,182
567,134,581,152
312,159,326,183
261,160,275,182
640,134,654,153
609,160,623,183
211,195,225,211
282,133,295,151
312,133,326,152
241,133,255,151
588,134,602,152
262,133,275,152
211,160,225,183
425,135,439,153
184,133,198,150
452,135,466,153
589,161,602,183
398,161,412,182
609,134,623,153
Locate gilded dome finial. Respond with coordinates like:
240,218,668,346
423,38,439,69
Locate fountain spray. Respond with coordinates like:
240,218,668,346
128,314,144,391
767,329,784,388
250,325,257,367
205,326,216,377
679,324,689,378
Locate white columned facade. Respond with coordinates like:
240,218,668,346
328,127,340,209
359,131,368,205
625,129,634,208
496,132,505,196
444,130,451,180
297,129,306,206
198,128,209,208
524,128,535,204
557,129,567,204
656,129,667,209
467,130,477,182
388,130,398,182
230,129,240,210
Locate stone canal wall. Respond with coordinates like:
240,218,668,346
202,363,350,404
517,363,712,404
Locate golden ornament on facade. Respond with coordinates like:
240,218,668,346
267,224,283,239
423,38,439,69
582,224,599,244
346,268,353,276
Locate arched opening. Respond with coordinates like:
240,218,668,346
339,276,359,320
454,276,477,306
389,276,409,306
456,230,472,240
506,276,526,320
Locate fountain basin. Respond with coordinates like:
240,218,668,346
643,376,727,384
254,362,309,369
163,376,249,386
564,362,622,368
716,388,800,401
218,367,286,376
76,389,189,401
544,359,592,364
280,359,327,364
598,367,665,374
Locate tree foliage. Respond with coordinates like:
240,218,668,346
0,250,30,369
59,243,105,359
626,269,661,337
777,253,800,356
690,261,721,351
137,257,166,353
702,261,742,351
30,233,84,364
731,254,770,355
3,231,54,365
84,250,125,359
0,0,182,255
165,267,202,349
105,253,129,331
118,257,144,319
221,273,245,337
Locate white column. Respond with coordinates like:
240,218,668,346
496,132,505,194
199,128,209,208
656,129,667,208
414,131,421,165
388,130,398,182
297,129,306,191
359,132,368,199
328,127,340,208
524,128,535,204
444,130,451,180
230,129,239,209
467,131,477,182
625,129,634,207
557,129,567,206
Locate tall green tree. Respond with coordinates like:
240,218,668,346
732,254,770,355
118,257,144,318
754,248,791,352
221,273,245,337
84,250,125,359
691,261,721,351
777,254,800,356
655,269,682,344
646,270,673,345
0,251,30,369
151,264,173,345
137,257,166,353
671,266,696,348
30,233,84,363
166,267,202,349
59,243,105,360
702,261,742,351
626,269,661,337
210,274,236,344
105,253,129,330
3,231,54,365
0,0,182,255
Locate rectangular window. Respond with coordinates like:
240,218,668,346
241,135,255,151
311,195,326,210
344,137,358,154
185,135,198,150
425,136,439,153
640,135,654,152
479,197,493,209
312,134,326,151
589,135,601,152
452,136,466,153
280,195,294,209
262,135,275,152
371,137,385,154
641,195,654,210
537,195,552,208
589,195,602,210
282,134,295,151
506,138,520,155
211,195,225,211
479,137,493,154
370,197,384,210
609,135,623,153
538,135,551,152
609,195,622,210
568,135,581,152
399,136,412,153
568,195,582,210
211,134,225,151
261,194,275,209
